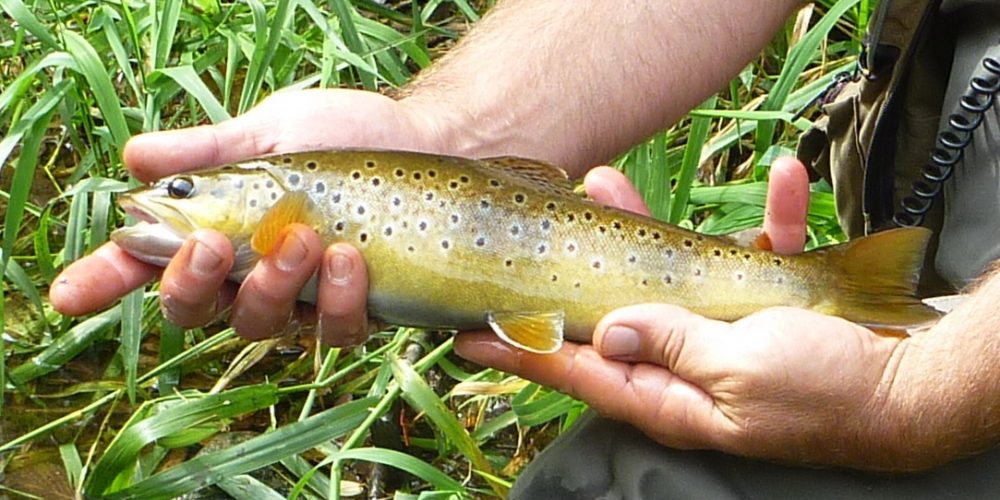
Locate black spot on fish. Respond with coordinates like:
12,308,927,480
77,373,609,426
628,254,637,263
384,226,393,236
252,182,260,190
306,161,318,171
684,239,693,247
489,179,501,188
653,232,661,240
234,179,244,189
665,249,674,258
641,279,649,286
315,182,326,194
773,258,783,266
584,212,593,221
537,244,547,254
541,219,551,231
696,235,704,241
505,259,513,267
428,170,437,178
744,253,752,260
475,237,486,247
287,173,300,186
394,168,405,178
335,221,345,231
425,191,435,201
612,221,622,230
270,192,278,201
210,188,225,199
592,260,601,269
413,172,423,180
441,240,450,249
694,268,703,277
713,249,722,257
222,164,235,170
372,177,381,187
777,276,785,284
598,225,607,233
392,197,401,207
663,274,673,284
574,282,581,289
265,180,274,188
480,200,491,210
460,175,470,184
333,193,342,203
638,229,647,237
566,213,576,222
730,249,738,256
449,181,459,189
514,193,526,204
357,205,366,215
451,214,460,224
418,221,428,231
282,156,292,164
511,225,521,236
407,246,415,252
365,160,376,169
566,242,577,252
359,233,369,243
546,202,557,211
249,199,258,208
736,272,745,281
551,275,558,282
351,171,361,180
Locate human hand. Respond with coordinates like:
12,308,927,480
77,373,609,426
50,89,443,345
456,158,909,469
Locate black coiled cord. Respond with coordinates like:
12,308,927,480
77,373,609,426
893,54,1000,227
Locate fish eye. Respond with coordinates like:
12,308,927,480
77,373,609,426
166,176,195,199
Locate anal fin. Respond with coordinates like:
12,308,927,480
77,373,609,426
487,311,565,354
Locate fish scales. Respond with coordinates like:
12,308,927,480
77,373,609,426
112,149,940,352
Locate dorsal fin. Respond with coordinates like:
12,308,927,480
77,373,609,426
479,156,574,192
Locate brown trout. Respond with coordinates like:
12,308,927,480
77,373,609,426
111,149,939,353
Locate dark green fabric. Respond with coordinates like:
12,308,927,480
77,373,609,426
512,412,1000,500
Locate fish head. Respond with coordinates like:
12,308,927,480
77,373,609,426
111,164,288,279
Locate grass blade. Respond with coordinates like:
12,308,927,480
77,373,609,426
8,306,122,385
104,397,377,499
331,448,464,493
87,385,282,496
120,288,144,403
0,0,60,48
669,95,718,223
148,66,232,123
63,30,131,152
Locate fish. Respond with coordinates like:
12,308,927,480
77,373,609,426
110,149,940,353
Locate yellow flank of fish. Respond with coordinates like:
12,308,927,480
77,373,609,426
111,149,941,353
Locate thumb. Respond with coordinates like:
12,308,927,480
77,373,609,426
763,156,809,255
123,109,278,183
583,167,652,216
593,304,728,375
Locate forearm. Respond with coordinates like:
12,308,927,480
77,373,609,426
400,0,803,176
873,268,1000,471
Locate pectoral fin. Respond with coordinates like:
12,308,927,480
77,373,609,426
251,191,319,255
486,311,565,354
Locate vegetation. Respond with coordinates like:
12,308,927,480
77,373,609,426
2,0,867,497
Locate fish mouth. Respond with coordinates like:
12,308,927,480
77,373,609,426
111,194,194,267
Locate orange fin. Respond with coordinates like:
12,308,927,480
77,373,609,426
487,311,564,354
250,191,319,255
816,227,941,329
479,156,574,192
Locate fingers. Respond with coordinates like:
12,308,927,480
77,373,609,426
49,243,161,316
158,230,235,327
763,157,809,255
316,243,370,346
592,304,729,371
123,114,277,183
231,224,323,340
583,167,652,216
454,329,727,449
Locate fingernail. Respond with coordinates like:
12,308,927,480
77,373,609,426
190,239,223,276
601,326,640,360
325,250,352,285
276,232,307,272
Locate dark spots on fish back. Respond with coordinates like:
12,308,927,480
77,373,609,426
566,213,576,223
418,220,428,231
233,179,245,189
383,225,393,237
510,224,522,237
773,258,783,266
694,268,703,277
281,156,293,164
365,160,376,169
252,182,260,190
333,192,342,203
334,221,345,232
489,179,501,188
505,259,513,267
541,219,552,231
653,232,662,240
359,232,369,243
743,253,752,260
537,243,547,254
428,169,437,178
391,196,401,207
583,211,593,222
513,193,526,204
665,249,674,259
713,249,722,257
612,220,622,230
545,202,557,211
565,241,577,253
683,239,693,247
286,173,300,186
394,168,405,178
627,254,637,264
424,191,435,202
306,160,318,171
480,199,491,210
357,205,366,215
407,245,415,253
663,274,673,285
371,177,382,187
460,175,470,184
413,171,423,181
730,249,739,256
441,239,451,250
351,171,361,180
551,274,558,282
598,225,607,234
735,272,745,281
475,236,487,247
591,259,602,270
315,181,326,194
637,228,647,238
450,213,461,224
449,180,460,190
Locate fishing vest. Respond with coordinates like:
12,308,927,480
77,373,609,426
798,0,1000,292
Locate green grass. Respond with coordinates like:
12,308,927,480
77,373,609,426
2,0,865,497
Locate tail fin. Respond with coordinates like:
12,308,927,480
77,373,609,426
817,227,941,329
